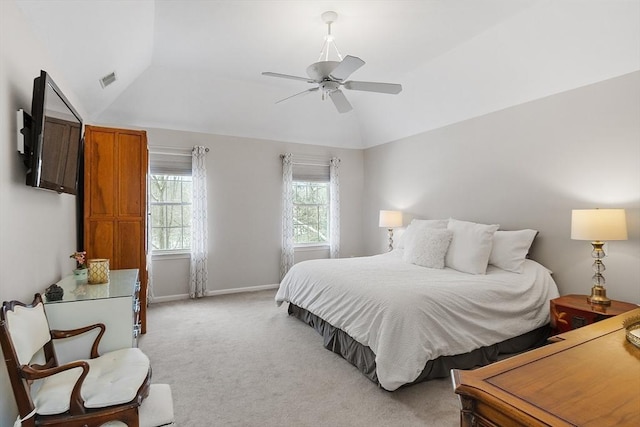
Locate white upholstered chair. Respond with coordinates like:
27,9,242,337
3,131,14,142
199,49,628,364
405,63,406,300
0,293,152,427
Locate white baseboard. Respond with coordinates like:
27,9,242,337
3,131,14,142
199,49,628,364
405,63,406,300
205,283,280,296
149,283,279,304
149,294,190,303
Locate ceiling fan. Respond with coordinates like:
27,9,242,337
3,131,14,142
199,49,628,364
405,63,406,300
262,11,402,114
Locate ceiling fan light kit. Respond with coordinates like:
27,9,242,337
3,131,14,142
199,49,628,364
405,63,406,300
262,11,402,113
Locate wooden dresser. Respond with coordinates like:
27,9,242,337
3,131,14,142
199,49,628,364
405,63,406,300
452,308,640,427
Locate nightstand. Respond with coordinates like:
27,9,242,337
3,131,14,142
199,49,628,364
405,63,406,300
550,294,638,335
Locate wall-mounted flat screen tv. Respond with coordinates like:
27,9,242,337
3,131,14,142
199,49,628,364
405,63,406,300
23,70,83,195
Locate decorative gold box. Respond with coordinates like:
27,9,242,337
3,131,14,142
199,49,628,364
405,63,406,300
87,258,110,284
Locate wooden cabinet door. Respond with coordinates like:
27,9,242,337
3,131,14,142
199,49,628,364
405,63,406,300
84,126,148,333
84,128,117,217
117,132,146,218
116,220,145,271
85,220,115,262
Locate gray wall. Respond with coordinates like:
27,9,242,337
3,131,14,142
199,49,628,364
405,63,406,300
363,71,640,304
146,128,364,300
0,1,88,423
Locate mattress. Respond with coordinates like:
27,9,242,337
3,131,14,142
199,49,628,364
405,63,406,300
275,250,560,391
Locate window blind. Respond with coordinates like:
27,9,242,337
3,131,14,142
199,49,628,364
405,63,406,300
286,154,331,182
292,162,330,182
149,150,191,176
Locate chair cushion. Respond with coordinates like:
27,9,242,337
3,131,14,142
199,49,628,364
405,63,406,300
32,348,150,415
100,384,175,427
138,384,175,427
6,302,51,365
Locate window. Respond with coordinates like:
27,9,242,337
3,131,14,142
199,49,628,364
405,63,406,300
293,180,329,245
150,174,192,251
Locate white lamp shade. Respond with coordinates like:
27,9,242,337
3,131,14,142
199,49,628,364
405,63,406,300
379,210,403,228
571,209,628,241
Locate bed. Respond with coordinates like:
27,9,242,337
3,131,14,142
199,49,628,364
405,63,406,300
275,219,560,391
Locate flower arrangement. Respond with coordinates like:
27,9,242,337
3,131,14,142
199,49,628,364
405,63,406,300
70,251,87,270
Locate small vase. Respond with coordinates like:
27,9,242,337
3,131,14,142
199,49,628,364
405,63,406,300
73,268,88,281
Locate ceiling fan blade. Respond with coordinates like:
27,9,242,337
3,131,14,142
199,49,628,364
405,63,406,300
328,90,353,113
343,80,402,94
275,87,319,104
329,55,365,81
262,72,314,83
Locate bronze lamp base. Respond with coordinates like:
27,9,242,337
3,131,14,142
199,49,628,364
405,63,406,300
587,285,611,306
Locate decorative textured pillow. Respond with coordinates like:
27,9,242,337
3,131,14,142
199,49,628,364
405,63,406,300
403,228,453,269
397,219,448,249
445,219,499,275
489,229,538,273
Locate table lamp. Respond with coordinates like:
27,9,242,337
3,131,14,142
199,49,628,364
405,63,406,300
379,210,403,252
571,209,628,305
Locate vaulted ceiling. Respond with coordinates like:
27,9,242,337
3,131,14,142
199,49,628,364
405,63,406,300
15,0,640,149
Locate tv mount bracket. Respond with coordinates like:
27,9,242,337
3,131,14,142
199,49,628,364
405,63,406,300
16,108,32,155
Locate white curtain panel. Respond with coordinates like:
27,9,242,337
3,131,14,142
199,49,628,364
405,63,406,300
146,170,154,302
329,157,341,259
190,146,208,298
280,153,294,280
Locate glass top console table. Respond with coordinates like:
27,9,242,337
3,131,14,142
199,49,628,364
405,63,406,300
43,269,141,364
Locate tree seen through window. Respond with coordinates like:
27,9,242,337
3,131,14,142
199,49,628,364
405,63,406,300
293,181,329,244
150,175,192,251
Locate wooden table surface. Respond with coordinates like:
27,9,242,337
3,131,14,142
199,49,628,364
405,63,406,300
452,308,640,427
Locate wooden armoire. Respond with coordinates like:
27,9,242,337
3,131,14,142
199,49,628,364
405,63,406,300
83,125,149,333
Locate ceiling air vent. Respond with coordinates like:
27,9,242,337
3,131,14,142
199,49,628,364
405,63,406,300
99,71,117,88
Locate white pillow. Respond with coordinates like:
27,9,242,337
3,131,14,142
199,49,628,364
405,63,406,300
445,219,499,275
397,219,448,249
403,228,453,269
489,229,538,273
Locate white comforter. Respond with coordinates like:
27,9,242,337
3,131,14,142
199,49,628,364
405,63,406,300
275,250,559,391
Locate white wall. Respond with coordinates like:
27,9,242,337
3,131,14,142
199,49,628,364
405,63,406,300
363,71,640,304
0,1,88,424
146,128,365,300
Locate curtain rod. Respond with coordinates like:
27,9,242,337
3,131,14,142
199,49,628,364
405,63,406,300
279,154,337,167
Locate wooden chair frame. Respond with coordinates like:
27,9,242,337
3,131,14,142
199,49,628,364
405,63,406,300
0,293,151,427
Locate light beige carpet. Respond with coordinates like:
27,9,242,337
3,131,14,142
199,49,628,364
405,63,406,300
139,290,460,427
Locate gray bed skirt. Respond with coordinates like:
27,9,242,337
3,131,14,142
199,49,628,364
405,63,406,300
288,303,550,390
